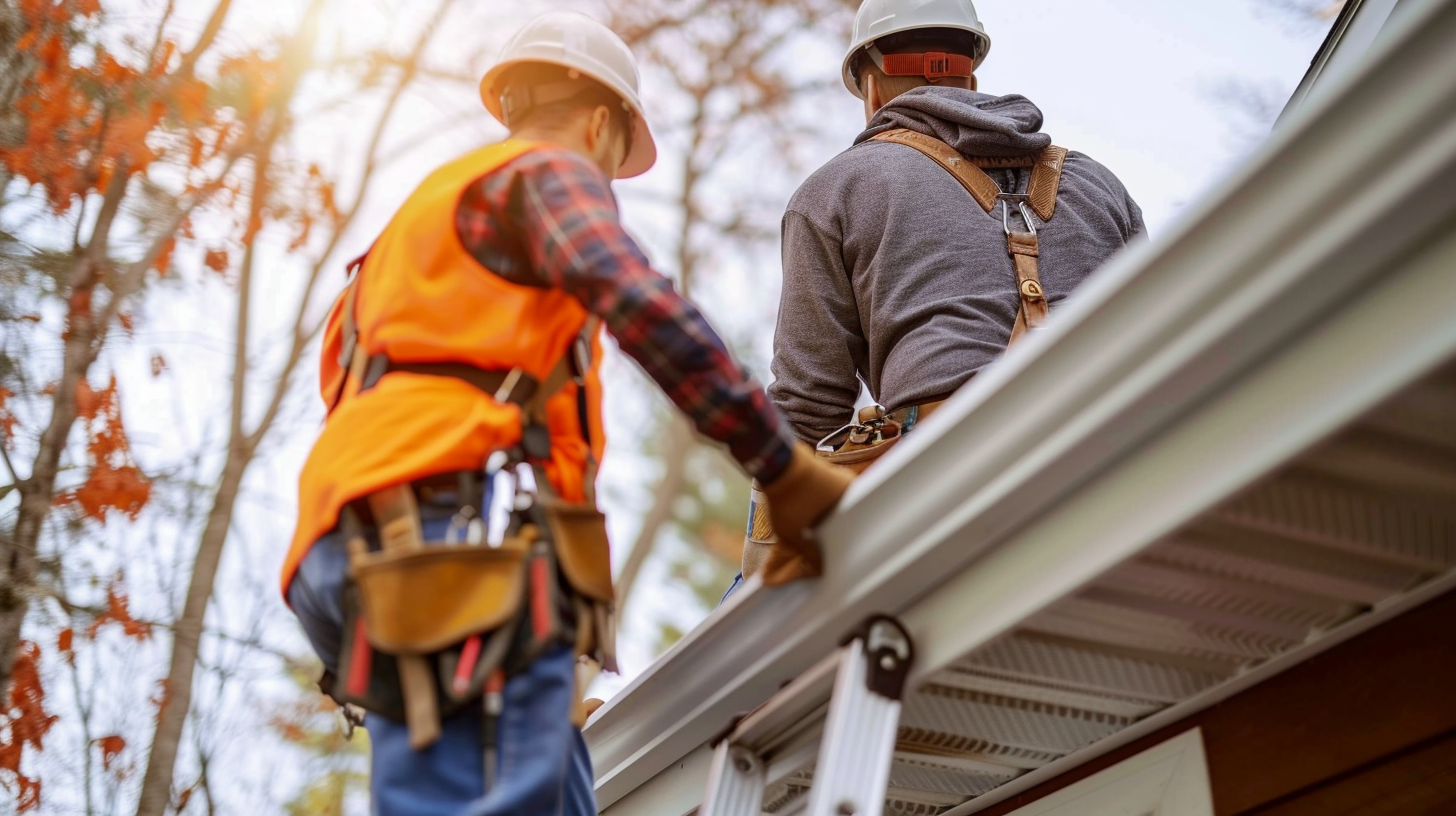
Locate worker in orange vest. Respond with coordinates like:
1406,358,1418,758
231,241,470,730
281,12,853,816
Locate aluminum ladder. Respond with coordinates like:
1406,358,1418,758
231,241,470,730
700,615,914,816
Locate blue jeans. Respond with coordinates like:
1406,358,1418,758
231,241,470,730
288,515,596,816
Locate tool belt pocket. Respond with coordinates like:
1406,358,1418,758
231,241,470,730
351,545,528,655
333,540,541,723
538,497,619,672
333,581,407,721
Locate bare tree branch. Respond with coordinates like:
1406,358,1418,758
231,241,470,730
173,0,235,81
614,414,692,613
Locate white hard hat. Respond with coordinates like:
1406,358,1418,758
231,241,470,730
481,12,657,178
841,0,992,99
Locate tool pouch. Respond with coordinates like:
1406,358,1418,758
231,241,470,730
333,506,614,730
336,533,536,725
333,582,408,721
351,544,528,655
538,497,619,673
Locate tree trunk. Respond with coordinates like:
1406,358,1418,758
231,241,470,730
131,449,248,816
0,164,130,695
133,130,268,815
0,275,94,694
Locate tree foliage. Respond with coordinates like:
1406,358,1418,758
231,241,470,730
0,0,464,812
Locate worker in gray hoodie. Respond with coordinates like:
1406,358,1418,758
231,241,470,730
736,0,1145,586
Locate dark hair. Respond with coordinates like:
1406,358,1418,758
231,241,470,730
499,63,633,149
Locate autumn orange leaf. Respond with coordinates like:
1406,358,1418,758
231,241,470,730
153,237,176,275
0,641,58,814
86,585,153,641
0,387,17,446
203,248,230,274
94,735,127,772
150,354,168,377
73,379,99,420
56,376,153,522
150,678,172,727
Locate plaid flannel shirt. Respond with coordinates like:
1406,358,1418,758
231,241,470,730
455,145,793,484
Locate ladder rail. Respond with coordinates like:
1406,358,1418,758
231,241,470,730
700,616,915,816
803,636,901,816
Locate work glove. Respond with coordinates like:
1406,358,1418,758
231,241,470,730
754,443,856,585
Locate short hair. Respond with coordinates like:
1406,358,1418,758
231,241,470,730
851,28,980,101
499,63,633,148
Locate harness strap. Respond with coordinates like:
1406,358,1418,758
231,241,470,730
373,361,540,407
871,128,1001,212
1026,146,1068,222
1007,230,1048,344
869,127,1065,346
570,318,602,499
328,263,366,414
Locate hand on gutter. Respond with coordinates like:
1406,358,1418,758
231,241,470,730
758,443,856,585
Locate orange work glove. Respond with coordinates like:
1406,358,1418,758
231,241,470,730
756,443,856,585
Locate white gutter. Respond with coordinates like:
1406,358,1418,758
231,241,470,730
586,0,1456,809
1278,0,1402,125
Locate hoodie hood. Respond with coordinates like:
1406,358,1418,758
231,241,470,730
855,88,1050,157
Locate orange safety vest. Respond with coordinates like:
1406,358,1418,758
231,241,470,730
282,139,606,597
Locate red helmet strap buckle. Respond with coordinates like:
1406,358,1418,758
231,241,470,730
880,51,974,81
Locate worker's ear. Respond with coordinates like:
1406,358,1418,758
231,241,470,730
862,74,882,124
584,104,622,179
585,104,612,151
969,73,978,92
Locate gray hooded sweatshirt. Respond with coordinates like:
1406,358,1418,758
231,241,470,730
769,88,1145,442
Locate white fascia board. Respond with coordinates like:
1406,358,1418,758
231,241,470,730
585,0,1456,809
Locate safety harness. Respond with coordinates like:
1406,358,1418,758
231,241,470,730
825,128,1066,453
871,127,1066,345
323,257,615,760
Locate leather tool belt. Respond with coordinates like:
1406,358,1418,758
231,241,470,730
330,480,617,750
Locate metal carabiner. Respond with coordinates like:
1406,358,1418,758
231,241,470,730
1000,195,1037,237
816,422,858,453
